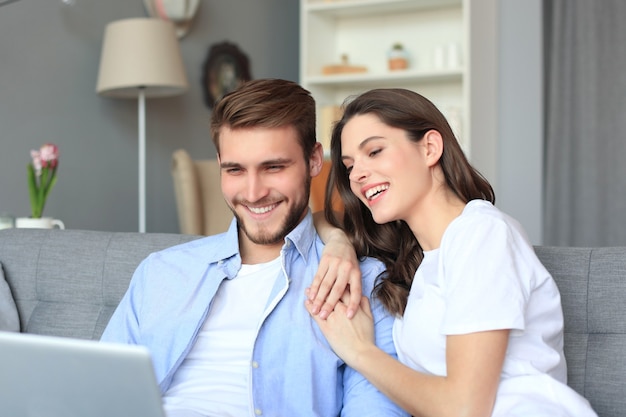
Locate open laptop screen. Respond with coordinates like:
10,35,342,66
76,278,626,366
0,331,165,417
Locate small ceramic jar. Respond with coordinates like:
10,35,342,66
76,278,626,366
388,43,409,71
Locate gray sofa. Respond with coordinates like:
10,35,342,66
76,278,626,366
0,228,624,416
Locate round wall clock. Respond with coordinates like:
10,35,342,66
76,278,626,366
201,41,252,109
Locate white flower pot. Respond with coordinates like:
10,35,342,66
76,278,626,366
15,217,65,230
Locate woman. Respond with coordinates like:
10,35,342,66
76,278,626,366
306,88,597,417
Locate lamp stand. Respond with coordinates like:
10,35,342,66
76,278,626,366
96,18,189,233
138,88,146,233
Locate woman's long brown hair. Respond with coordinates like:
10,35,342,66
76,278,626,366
324,89,494,316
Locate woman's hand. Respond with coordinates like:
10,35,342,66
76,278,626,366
308,225,362,319
305,292,375,365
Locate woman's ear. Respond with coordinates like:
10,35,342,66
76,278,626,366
310,142,324,177
423,130,444,167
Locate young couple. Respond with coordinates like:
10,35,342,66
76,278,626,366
102,78,597,416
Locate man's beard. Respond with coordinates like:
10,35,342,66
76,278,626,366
231,175,311,245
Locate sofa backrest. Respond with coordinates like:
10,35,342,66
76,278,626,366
0,228,201,339
535,246,626,417
1,229,624,417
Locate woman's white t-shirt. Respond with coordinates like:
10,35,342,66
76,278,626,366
392,200,597,416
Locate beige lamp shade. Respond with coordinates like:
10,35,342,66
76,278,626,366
96,18,188,98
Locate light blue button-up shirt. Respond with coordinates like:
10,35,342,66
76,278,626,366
101,212,408,417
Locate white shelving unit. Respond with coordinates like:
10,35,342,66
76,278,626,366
300,0,471,155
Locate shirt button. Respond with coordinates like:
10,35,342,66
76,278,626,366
255,409,262,415
251,361,259,368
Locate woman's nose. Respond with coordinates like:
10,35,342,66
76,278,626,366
349,161,368,183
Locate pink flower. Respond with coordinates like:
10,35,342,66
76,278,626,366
27,143,60,218
30,150,42,176
39,143,59,168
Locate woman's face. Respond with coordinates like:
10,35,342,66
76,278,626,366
340,113,435,224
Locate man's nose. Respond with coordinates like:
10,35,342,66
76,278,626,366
244,173,270,203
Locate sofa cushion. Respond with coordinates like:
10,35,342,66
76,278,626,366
0,262,19,332
0,228,202,340
535,246,626,417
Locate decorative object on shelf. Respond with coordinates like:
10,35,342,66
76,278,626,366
433,42,462,70
322,54,367,75
202,41,252,109
446,42,462,69
27,143,59,219
143,0,200,39
15,217,65,229
388,42,409,71
96,18,188,233
0,213,14,230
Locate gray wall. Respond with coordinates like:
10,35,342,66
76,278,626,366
0,0,298,233
497,0,544,244
0,0,544,243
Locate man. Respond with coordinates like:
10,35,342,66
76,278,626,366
101,79,407,417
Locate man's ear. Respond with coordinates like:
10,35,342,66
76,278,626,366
310,142,324,177
423,130,444,167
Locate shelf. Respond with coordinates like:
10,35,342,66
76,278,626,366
301,0,471,156
305,68,463,88
305,0,461,17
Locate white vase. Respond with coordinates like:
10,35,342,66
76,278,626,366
15,217,65,229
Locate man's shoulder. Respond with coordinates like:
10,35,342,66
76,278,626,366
357,256,385,294
358,255,385,276
148,231,236,265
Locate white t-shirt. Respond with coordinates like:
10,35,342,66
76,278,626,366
163,257,282,417
393,200,597,416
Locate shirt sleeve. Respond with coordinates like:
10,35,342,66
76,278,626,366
340,259,410,417
99,258,146,344
439,212,531,335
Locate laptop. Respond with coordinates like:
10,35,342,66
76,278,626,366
0,331,166,417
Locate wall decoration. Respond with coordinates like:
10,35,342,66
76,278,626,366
202,41,252,109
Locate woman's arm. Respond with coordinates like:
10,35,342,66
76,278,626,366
309,211,362,319
306,297,508,417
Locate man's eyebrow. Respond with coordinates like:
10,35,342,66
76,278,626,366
220,161,241,169
260,158,292,166
220,158,293,169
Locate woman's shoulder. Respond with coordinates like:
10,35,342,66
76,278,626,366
443,199,533,254
456,200,526,234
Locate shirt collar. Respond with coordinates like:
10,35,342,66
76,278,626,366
205,209,317,265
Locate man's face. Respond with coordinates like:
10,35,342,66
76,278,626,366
218,125,322,257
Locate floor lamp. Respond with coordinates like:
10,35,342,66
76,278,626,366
96,18,188,233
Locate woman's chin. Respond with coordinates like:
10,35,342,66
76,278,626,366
371,210,395,225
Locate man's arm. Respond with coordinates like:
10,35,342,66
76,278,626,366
338,261,409,417
100,261,146,344
309,211,362,319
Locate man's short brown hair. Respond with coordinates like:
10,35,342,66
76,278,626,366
210,79,317,161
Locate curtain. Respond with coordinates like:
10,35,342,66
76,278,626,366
544,0,626,246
